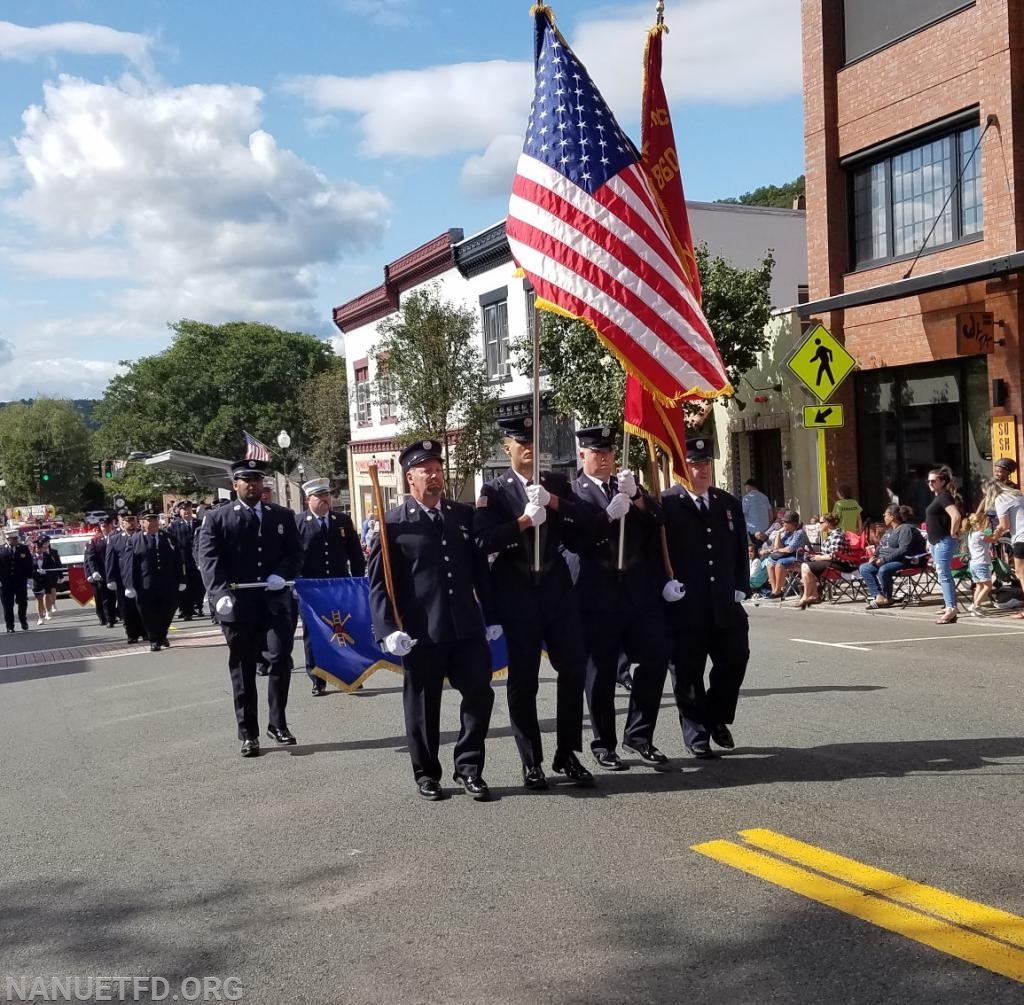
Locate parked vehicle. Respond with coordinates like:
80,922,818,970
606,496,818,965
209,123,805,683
47,533,94,596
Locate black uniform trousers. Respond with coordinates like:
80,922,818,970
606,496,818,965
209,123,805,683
221,611,294,740
668,623,749,748
116,586,146,640
136,589,177,644
401,638,494,782
583,604,670,756
1,580,28,630
178,564,204,618
91,582,118,625
503,606,587,766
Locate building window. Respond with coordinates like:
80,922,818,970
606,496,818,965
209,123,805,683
355,365,371,426
843,0,974,65
482,298,510,381
377,368,398,422
850,123,982,268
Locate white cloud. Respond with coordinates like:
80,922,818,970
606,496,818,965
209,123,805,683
1,74,391,351
459,134,522,200
0,354,123,401
0,20,153,70
337,0,420,28
0,337,15,365
287,0,801,163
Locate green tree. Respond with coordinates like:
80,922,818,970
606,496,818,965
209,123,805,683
91,319,337,463
372,284,500,501
717,175,805,209
511,246,776,436
0,399,92,512
298,357,351,485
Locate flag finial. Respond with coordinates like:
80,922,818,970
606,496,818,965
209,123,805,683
656,0,665,25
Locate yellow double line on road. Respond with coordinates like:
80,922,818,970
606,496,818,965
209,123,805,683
693,829,1024,983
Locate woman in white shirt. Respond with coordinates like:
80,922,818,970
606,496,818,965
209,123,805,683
984,478,1024,615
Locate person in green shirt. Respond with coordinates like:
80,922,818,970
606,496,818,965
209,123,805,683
833,485,863,534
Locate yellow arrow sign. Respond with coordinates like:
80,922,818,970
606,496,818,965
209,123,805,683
785,323,857,403
803,404,844,429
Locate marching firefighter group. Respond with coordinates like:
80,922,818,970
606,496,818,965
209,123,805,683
3,417,751,803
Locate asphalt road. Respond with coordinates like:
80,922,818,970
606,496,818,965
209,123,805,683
2,597,1023,1004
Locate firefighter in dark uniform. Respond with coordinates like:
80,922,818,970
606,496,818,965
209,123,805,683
169,501,204,620
84,515,119,628
105,509,147,643
196,458,305,757
660,437,750,758
125,510,186,651
570,426,672,770
296,477,366,695
368,440,498,801
0,528,33,632
474,414,597,789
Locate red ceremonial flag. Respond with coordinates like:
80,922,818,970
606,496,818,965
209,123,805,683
624,373,690,484
506,5,731,406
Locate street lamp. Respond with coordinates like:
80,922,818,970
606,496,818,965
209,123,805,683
276,430,292,509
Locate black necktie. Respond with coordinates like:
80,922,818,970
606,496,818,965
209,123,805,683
603,481,614,503
319,518,328,533
697,496,707,514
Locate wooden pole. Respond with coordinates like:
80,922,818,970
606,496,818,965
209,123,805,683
532,304,542,575
645,437,675,580
368,463,402,630
617,430,631,570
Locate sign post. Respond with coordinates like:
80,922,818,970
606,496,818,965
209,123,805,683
784,323,858,516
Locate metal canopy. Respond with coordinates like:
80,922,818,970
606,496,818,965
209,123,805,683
143,450,233,487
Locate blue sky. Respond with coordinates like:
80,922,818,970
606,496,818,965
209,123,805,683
0,0,803,400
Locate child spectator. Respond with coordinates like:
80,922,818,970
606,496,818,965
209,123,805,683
963,512,994,615
748,542,768,595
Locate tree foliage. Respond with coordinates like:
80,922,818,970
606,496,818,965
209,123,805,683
717,175,805,209
91,319,337,463
372,284,500,501
511,246,776,436
298,357,351,484
0,399,92,512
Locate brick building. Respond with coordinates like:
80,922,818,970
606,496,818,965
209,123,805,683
800,0,1024,520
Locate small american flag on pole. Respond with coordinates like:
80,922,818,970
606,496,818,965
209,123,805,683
242,431,272,463
506,6,730,404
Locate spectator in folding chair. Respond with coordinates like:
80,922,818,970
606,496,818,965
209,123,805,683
763,511,808,599
983,477,1024,617
925,465,964,625
795,513,860,609
748,541,769,597
859,505,925,609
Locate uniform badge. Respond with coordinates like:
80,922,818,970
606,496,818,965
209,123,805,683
523,417,533,428
306,514,313,521
277,524,284,534
233,505,241,511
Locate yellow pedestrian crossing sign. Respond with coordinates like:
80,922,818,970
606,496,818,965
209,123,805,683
785,323,857,404
803,404,844,429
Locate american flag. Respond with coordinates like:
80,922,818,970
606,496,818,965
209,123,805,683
243,431,272,463
506,8,731,404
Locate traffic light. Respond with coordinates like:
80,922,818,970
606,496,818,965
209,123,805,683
103,461,114,480
32,458,41,481
95,461,103,480
41,469,50,483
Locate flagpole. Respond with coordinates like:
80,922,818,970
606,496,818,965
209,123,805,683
368,462,403,630
617,430,630,570
656,0,665,26
532,304,542,576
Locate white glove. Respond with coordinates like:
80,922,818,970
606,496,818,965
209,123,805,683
124,588,137,599
617,470,637,498
106,581,117,591
734,590,747,602
90,572,103,582
605,492,631,521
178,582,187,592
662,579,686,602
383,631,417,656
485,624,503,641
526,482,551,507
265,574,287,591
523,502,547,527
215,595,234,615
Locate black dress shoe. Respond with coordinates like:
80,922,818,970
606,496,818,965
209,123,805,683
149,643,161,652
551,750,595,785
616,678,633,692
522,765,549,790
240,738,261,757
311,681,326,696
160,638,170,648
267,725,296,745
622,742,669,765
127,637,140,644
417,778,445,801
5,627,14,634
711,724,735,749
686,738,718,759
453,772,491,800
255,663,269,677
20,623,29,631
182,615,193,622
594,751,629,771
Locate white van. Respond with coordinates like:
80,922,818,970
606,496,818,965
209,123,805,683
47,533,95,596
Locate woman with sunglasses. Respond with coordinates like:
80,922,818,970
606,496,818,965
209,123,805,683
926,465,963,625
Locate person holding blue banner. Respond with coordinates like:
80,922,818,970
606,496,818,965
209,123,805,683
296,478,366,696
367,439,499,802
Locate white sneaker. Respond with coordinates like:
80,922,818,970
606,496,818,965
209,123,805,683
36,617,44,627
44,611,52,622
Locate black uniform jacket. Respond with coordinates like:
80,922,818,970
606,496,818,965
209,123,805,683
168,517,201,569
368,498,493,646
196,501,304,624
104,529,136,586
124,530,185,594
661,485,750,631
473,467,596,621
0,542,33,582
296,509,365,579
83,533,108,580
570,475,668,612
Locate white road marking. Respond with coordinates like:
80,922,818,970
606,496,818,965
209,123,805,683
792,631,1024,649
790,638,871,652
98,698,224,725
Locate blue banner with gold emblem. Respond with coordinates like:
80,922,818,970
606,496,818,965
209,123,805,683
293,577,508,692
